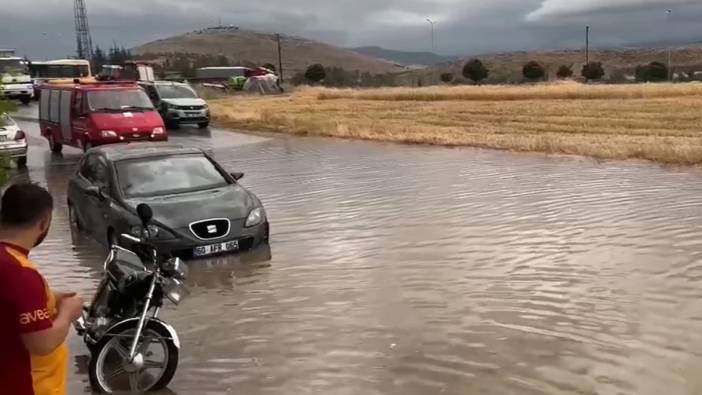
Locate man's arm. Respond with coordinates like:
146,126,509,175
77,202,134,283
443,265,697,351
21,305,77,356
11,269,82,356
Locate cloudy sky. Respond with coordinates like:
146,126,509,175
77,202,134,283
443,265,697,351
2,0,702,59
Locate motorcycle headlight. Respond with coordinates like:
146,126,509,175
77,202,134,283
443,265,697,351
164,278,189,305
245,207,265,227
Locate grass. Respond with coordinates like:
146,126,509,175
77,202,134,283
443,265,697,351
209,82,702,165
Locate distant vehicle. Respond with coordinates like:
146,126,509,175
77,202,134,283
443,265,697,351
39,81,166,153
29,59,93,99
139,81,210,128
67,144,270,258
98,61,155,82
0,49,33,104
0,113,28,168
195,66,252,82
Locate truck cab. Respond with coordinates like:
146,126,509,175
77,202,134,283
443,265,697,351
0,49,33,104
39,81,167,153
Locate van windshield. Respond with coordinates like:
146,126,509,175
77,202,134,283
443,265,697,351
87,90,154,112
0,59,28,74
157,84,198,99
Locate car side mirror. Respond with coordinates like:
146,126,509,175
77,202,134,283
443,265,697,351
230,172,244,181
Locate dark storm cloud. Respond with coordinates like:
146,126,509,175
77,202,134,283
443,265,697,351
1,0,702,59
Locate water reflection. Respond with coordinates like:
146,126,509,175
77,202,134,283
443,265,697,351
13,111,702,395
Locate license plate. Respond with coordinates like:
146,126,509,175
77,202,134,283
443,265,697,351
193,240,239,257
186,112,200,117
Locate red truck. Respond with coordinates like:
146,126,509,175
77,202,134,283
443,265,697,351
39,80,166,153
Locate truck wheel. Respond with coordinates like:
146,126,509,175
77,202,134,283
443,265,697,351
19,96,31,105
16,156,27,168
48,135,63,154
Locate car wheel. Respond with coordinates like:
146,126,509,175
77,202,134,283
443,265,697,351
48,134,63,154
16,156,27,168
20,96,31,105
68,203,83,231
198,122,210,129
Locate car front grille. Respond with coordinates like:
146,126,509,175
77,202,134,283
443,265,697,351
177,105,205,111
189,218,230,240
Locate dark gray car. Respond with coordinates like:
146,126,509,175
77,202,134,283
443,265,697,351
67,144,269,258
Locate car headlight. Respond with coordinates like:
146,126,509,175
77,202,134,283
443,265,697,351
152,127,165,135
164,278,189,305
130,224,175,240
100,130,117,138
245,207,265,227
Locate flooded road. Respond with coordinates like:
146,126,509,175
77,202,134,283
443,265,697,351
11,103,702,394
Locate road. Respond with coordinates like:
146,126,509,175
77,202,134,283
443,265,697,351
10,102,702,394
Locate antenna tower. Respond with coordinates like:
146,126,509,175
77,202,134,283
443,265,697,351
74,0,94,60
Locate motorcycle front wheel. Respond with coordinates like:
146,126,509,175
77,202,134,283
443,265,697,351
89,320,179,393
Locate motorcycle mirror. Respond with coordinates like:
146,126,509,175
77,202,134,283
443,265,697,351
136,203,153,225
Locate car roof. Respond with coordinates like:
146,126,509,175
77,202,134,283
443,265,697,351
91,143,205,162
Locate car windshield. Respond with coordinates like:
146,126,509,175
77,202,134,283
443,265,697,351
87,90,154,112
156,84,198,99
0,59,28,74
116,154,229,198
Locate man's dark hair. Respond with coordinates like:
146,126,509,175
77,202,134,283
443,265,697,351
1,183,53,228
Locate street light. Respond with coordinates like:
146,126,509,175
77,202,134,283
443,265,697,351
425,18,436,53
666,9,672,81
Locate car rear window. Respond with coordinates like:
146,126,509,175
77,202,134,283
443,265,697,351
115,154,229,198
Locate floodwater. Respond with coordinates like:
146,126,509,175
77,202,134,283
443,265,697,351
11,104,702,395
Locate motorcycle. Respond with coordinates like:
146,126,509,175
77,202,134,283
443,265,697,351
74,204,189,393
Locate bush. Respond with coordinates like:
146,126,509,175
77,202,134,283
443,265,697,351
556,65,574,79
462,59,489,83
523,61,546,81
635,62,668,82
304,64,326,84
440,72,454,83
582,62,605,81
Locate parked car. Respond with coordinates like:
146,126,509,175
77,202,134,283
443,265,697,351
39,81,167,153
0,113,27,168
67,144,269,258
139,81,210,129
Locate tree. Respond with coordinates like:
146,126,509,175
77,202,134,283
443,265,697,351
522,61,545,81
92,46,107,72
462,59,489,83
304,64,326,84
582,62,605,81
556,65,573,79
440,72,454,83
635,61,668,82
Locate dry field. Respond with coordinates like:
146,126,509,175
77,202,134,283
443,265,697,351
209,82,702,164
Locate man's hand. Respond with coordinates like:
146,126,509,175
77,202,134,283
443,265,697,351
54,291,77,304
58,294,84,321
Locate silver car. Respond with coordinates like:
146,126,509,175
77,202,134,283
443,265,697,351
0,113,28,168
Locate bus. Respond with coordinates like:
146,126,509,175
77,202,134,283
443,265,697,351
0,49,33,104
29,59,94,98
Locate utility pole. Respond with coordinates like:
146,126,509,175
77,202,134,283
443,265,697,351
585,25,590,65
666,9,673,81
276,33,283,83
425,18,436,53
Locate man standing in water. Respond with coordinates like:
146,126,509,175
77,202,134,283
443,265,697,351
0,183,83,395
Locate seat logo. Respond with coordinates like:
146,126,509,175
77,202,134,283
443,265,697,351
19,308,50,325
207,225,217,234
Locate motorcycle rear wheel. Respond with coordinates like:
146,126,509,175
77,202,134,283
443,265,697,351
89,320,179,393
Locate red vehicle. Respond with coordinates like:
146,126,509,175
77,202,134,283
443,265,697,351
39,81,166,153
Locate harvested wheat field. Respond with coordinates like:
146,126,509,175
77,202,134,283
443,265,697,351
209,82,702,164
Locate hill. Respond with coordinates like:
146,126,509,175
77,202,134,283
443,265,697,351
398,46,702,85
132,26,404,75
350,46,454,66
